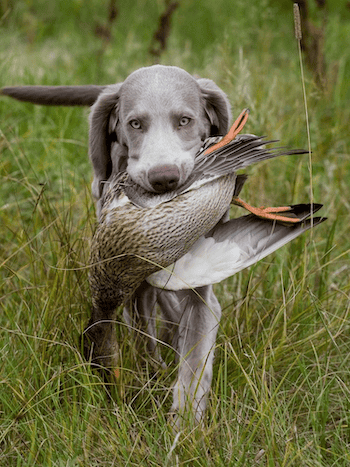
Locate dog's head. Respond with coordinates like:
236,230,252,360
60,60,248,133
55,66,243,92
89,65,232,204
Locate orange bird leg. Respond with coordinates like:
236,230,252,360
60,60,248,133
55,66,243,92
204,108,250,155
204,108,300,224
232,197,301,223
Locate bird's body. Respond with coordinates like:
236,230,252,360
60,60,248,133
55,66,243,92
89,170,236,310
89,124,324,311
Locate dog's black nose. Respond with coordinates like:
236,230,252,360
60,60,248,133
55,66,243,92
148,164,180,192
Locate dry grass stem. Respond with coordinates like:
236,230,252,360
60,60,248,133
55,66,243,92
293,3,302,41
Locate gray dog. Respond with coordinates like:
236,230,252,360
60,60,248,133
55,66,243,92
1,65,324,425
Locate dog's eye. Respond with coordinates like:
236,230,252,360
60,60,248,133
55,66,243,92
179,117,191,127
129,119,141,130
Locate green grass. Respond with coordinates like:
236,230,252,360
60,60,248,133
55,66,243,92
1,1,350,465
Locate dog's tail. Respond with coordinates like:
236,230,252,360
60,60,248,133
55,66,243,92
0,85,106,106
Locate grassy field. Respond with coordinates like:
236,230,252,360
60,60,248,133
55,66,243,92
1,1,350,465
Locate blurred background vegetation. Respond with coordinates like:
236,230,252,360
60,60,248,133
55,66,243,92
0,0,349,87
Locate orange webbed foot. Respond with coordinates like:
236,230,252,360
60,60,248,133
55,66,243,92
232,197,301,223
204,108,250,155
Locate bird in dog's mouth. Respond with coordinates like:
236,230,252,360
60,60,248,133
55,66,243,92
89,109,325,309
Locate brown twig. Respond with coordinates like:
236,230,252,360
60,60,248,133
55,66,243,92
94,0,119,42
149,1,179,61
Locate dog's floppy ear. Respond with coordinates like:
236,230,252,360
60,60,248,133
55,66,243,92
89,83,123,201
197,78,232,136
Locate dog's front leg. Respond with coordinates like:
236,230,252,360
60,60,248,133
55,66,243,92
123,281,168,367
170,285,221,425
83,305,119,373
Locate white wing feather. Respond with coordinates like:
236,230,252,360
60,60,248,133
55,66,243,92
147,215,319,290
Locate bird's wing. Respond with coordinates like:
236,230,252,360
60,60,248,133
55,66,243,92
146,204,326,290
193,134,308,177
